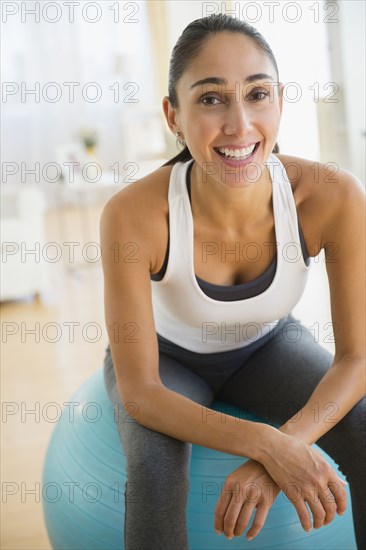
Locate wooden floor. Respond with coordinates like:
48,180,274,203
1,201,110,549
1,200,335,549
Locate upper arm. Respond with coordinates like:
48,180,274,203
99,192,161,404
322,170,365,361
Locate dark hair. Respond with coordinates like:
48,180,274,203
162,14,280,167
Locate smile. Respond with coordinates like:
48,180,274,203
213,142,259,166
215,143,256,160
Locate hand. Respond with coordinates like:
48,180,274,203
214,459,281,541
261,431,348,532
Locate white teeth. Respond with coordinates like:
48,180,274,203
217,144,256,159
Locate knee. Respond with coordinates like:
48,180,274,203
318,396,366,472
333,395,366,441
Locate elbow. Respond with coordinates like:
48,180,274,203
116,380,162,427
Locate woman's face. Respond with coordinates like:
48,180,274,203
166,31,283,186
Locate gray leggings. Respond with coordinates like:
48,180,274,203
103,313,365,550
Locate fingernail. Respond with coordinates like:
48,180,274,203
215,529,222,535
247,535,254,541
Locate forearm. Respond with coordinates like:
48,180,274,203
120,381,276,462
278,355,365,445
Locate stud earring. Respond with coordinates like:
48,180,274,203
174,131,186,147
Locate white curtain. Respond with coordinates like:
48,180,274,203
2,1,164,185
3,1,364,193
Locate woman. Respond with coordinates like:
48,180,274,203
100,14,365,549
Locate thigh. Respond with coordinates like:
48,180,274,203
103,343,215,410
216,313,334,426
103,345,215,461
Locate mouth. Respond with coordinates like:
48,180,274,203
213,142,259,161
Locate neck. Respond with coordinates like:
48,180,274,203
190,160,273,233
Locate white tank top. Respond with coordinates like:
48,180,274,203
151,155,312,353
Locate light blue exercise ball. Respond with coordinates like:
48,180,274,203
42,369,357,549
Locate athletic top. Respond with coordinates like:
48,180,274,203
151,160,310,299
150,156,312,353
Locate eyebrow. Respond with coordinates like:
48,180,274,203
189,73,275,90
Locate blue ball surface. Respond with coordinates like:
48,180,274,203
42,369,357,549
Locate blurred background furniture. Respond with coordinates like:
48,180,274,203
0,185,50,302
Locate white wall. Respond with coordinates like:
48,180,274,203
337,1,365,182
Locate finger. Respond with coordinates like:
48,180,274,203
305,496,326,529
284,484,313,532
233,501,257,538
316,481,340,526
245,503,271,540
326,478,348,517
292,498,313,532
319,488,337,526
222,490,249,539
214,484,233,534
337,475,348,486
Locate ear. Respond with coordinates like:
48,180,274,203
162,96,181,134
278,82,284,115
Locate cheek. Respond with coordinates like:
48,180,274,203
254,105,281,133
190,113,218,140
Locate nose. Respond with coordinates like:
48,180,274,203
223,99,253,136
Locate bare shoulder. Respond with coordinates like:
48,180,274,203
100,163,173,270
275,153,365,249
275,152,364,201
102,163,173,220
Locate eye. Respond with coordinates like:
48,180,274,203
248,89,269,101
200,94,223,105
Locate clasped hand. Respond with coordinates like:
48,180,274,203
214,433,347,541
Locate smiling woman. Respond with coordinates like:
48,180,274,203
100,13,365,550
163,17,280,165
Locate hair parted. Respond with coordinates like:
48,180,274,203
162,13,280,167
